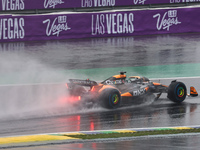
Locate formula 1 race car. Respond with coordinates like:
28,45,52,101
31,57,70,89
66,72,198,109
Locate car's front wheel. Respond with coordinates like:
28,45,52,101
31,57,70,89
168,81,187,103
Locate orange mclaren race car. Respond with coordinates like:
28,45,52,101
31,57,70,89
66,72,198,109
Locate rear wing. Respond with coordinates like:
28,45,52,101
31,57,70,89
69,79,97,87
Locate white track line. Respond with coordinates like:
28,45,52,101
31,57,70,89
151,76,200,80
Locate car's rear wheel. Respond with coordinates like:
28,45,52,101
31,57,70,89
168,81,187,103
99,88,121,109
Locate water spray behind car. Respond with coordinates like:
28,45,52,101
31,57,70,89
0,52,96,120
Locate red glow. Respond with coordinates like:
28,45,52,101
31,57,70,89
58,96,68,105
78,144,83,149
91,86,95,91
66,83,68,88
68,96,81,102
90,121,94,131
92,143,97,150
77,115,81,131
58,96,81,105
77,115,80,121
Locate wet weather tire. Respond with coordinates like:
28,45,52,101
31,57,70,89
168,82,187,103
100,88,121,109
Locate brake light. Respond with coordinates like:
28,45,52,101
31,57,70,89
67,96,81,103
71,96,81,101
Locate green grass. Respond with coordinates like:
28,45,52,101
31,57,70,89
65,128,200,139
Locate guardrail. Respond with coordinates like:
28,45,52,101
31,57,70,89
0,0,200,14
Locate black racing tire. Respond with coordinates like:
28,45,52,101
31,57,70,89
167,82,187,103
99,88,121,109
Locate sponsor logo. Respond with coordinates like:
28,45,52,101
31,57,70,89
91,13,134,35
153,10,181,31
0,18,25,40
133,89,146,96
44,0,64,9
81,0,115,8
105,79,124,85
70,79,95,85
133,0,146,5
170,0,181,3
43,16,71,37
1,0,24,11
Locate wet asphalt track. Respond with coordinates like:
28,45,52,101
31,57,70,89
0,77,200,138
1,33,200,149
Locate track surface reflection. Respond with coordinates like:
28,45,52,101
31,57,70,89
1,34,200,149
0,78,200,137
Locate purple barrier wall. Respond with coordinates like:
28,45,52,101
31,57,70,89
0,6,200,42
0,0,200,11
